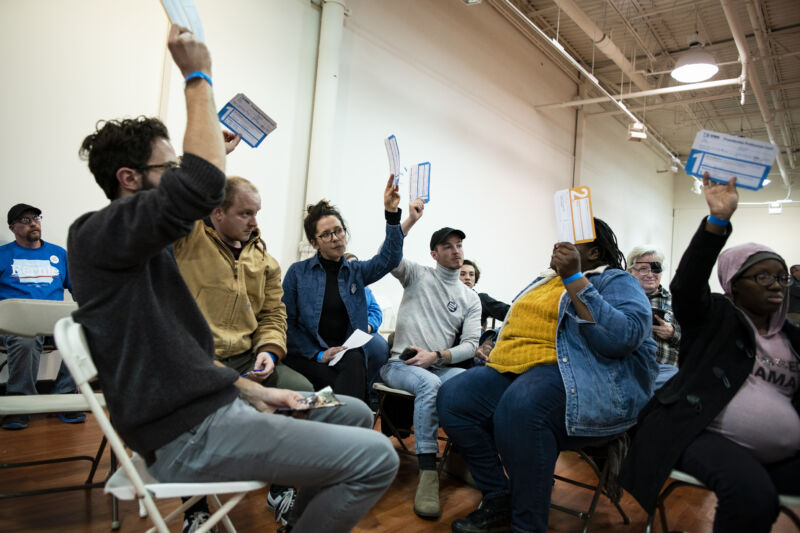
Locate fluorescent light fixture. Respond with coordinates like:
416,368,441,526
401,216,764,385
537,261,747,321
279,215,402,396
763,178,772,186
628,122,647,142
768,202,782,214
463,0,482,3
670,164,679,173
671,34,718,83
691,178,704,195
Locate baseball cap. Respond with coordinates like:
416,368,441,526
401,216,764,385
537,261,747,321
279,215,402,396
430,227,466,250
7,203,41,225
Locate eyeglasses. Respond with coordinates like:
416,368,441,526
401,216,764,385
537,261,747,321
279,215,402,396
316,227,345,242
631,261,663,275
738,273,793,288
139,161,180,173
15,215,43,225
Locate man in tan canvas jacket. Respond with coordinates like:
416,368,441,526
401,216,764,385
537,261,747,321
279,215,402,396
175,176,312,392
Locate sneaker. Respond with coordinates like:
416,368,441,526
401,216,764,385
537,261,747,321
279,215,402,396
414,469,441,519
451,495,512,533
182,511,219,533
58,412,86,424
266,486,296,525
1,414,29,430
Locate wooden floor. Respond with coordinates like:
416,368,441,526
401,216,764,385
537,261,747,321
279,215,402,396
1,413,798,532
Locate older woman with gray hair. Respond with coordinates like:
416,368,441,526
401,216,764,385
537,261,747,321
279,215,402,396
627,246,680,388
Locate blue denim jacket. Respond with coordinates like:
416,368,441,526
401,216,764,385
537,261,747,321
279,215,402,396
283,223,403,359
502,267,658,437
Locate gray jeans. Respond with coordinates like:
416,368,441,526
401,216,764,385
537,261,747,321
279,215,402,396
147,396,398,533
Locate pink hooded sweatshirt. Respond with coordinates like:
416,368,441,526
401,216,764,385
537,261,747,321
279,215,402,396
708,242,799,463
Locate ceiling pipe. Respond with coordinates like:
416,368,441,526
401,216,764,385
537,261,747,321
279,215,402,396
536,77,743,109
746,0,796,169
549,0,651,91
720,0,791,192
496,0,681,165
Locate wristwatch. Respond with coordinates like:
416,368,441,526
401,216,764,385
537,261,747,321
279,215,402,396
435,351,444,365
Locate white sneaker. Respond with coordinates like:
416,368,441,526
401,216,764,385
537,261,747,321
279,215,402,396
266,486,296,525
182,511,219,533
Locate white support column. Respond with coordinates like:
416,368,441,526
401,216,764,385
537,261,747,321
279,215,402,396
299,0,347,259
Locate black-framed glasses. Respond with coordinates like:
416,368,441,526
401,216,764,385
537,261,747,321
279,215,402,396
15,215,43,225
631,261,663,275
316,227,345,242
139,160,180,173
738,273,793,288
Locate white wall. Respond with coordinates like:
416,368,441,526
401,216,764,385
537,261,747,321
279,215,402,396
579,115,677,282
0,0,320,271
327,0,578,310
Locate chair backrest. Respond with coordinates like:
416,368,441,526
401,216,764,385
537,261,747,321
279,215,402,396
0,298,77,337
54,316,167,530
53,316,98,387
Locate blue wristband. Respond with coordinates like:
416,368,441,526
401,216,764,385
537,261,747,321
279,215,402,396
268,352,278,364
317,351,324,363
562,272,584,285
707,214,730,226
185,71,212,86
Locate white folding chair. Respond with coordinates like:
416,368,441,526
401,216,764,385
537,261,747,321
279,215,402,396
0,298,108,500
54,316,265,533
647,469,800,532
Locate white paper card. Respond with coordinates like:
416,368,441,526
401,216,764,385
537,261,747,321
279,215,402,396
553,186,595,244
409,162,431,203
685,130,778,190
218,93,277,148
160,0,205,42
329,329,374,366
385,135,401,184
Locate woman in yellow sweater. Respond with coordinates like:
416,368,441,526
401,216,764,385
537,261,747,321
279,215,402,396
439,219,658,533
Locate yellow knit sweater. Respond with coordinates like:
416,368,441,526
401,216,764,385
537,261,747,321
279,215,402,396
487,276,564,374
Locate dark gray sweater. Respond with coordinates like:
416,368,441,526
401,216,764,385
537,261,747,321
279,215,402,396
68,154,239,454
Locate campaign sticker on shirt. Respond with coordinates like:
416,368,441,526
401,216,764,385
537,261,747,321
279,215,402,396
447,300,458,312
350,283,357,295
50,255,59,264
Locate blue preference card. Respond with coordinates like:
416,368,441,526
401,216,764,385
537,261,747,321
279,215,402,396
218,93,277,148
684,130,778,190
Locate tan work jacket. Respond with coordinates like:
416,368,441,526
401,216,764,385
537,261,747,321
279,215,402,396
174,220,287,360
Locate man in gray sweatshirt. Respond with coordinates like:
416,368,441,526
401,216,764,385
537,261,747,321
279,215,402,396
380,227,481,520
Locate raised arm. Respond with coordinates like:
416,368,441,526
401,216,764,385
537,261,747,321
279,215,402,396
401,198,425,235
167,24,225,172
670,173,737,328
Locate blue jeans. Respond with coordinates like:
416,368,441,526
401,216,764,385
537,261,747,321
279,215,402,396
380,359,464,454
438,364,608,533
363,332,390,401
1,335,76,396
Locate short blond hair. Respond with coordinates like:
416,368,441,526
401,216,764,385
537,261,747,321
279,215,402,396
626,246,664,271
221,176,259,211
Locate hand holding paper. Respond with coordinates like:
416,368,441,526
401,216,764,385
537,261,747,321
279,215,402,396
161,0,206,43
685,130,778,190
409,162,431,203
328,329,374,366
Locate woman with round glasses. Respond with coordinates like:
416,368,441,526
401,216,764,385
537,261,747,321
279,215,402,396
627,246,681,388
621,174,800,533
282,176,423,401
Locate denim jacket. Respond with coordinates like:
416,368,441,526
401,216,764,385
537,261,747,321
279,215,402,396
282,223,404,359
498,266,658,437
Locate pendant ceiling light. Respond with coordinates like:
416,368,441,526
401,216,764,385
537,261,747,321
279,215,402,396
671,33,719,83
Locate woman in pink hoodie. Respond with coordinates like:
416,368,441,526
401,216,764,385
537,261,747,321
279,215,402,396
621,174,800,533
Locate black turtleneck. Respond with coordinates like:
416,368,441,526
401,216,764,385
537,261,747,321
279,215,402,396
318,255,349,347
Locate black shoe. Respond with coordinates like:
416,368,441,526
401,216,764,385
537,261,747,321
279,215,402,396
451,495,511,533
182,511,219,533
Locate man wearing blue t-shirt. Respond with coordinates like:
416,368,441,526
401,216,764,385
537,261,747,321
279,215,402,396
1,203,83,430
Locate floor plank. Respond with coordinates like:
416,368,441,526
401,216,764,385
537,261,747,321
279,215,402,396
0,413,797,532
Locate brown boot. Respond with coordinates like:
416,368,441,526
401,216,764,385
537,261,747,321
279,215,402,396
414,469,441,519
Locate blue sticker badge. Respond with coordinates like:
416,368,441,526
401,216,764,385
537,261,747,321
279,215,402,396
447,301,458,312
